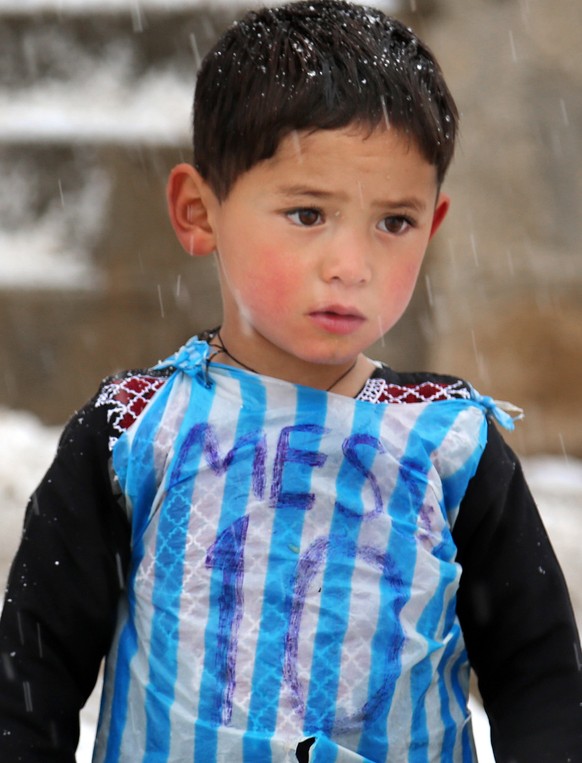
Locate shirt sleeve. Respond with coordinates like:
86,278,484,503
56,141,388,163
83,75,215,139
0,391,131,762
454,419,582,762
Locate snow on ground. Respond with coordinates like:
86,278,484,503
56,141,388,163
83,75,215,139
0,405,580,761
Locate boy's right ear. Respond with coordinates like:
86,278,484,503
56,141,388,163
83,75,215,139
166,163,218,257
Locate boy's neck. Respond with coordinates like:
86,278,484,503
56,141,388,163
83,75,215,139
207,329,375,397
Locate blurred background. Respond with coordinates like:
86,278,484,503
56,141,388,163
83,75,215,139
0,1,581,758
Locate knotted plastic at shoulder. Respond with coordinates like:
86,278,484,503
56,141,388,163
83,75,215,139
154,337,214,385
468,385,524,431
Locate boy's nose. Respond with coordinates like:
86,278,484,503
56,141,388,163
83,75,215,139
320,233,372,286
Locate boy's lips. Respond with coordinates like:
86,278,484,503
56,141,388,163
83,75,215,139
308,305,366,335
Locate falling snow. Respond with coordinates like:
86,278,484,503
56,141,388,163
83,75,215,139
0,0,580,759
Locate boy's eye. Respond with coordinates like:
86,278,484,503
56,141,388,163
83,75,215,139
287,208,323,227
378,215,412,235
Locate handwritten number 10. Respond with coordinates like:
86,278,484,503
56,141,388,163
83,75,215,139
205,515,395,730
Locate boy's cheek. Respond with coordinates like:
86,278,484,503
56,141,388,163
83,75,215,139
247,254,299,299
384,256,425,290
255,277,294,312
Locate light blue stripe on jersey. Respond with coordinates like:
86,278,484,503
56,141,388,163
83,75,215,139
440,415,488,524
142,375,217,761
409,562,458,762
195,371,267,762
303,400,386,751
243,386,328,761
358,402,470,762
450,650,474,763
437,597,466,762
103,377,177,763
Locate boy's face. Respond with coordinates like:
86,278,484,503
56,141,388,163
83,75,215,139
173,126,448,388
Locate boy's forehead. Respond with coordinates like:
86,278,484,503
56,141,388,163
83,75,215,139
272,125,435,170
244,125,440,197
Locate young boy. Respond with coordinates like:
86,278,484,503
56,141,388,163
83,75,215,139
0,1,580,761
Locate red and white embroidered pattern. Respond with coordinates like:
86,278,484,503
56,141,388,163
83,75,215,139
96,374,168,449
96,373,468,448
357,377,470,405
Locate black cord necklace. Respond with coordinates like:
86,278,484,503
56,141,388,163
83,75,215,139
208,331,358,392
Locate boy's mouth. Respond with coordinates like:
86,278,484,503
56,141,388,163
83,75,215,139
308,305,365,335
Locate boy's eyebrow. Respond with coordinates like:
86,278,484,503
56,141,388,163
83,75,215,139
275,184,428,212
275,184,337,200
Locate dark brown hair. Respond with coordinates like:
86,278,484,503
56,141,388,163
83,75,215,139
193,0,458,199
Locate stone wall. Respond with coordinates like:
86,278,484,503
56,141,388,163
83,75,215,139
0,6,227,421
0,0,580,456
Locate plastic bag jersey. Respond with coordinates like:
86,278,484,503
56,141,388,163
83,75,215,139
94,338,491,763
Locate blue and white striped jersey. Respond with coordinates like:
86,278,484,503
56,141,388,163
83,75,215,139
92,337,512,763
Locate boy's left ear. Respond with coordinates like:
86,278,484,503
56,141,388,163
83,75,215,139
429,193,450,240
166,163,218,257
